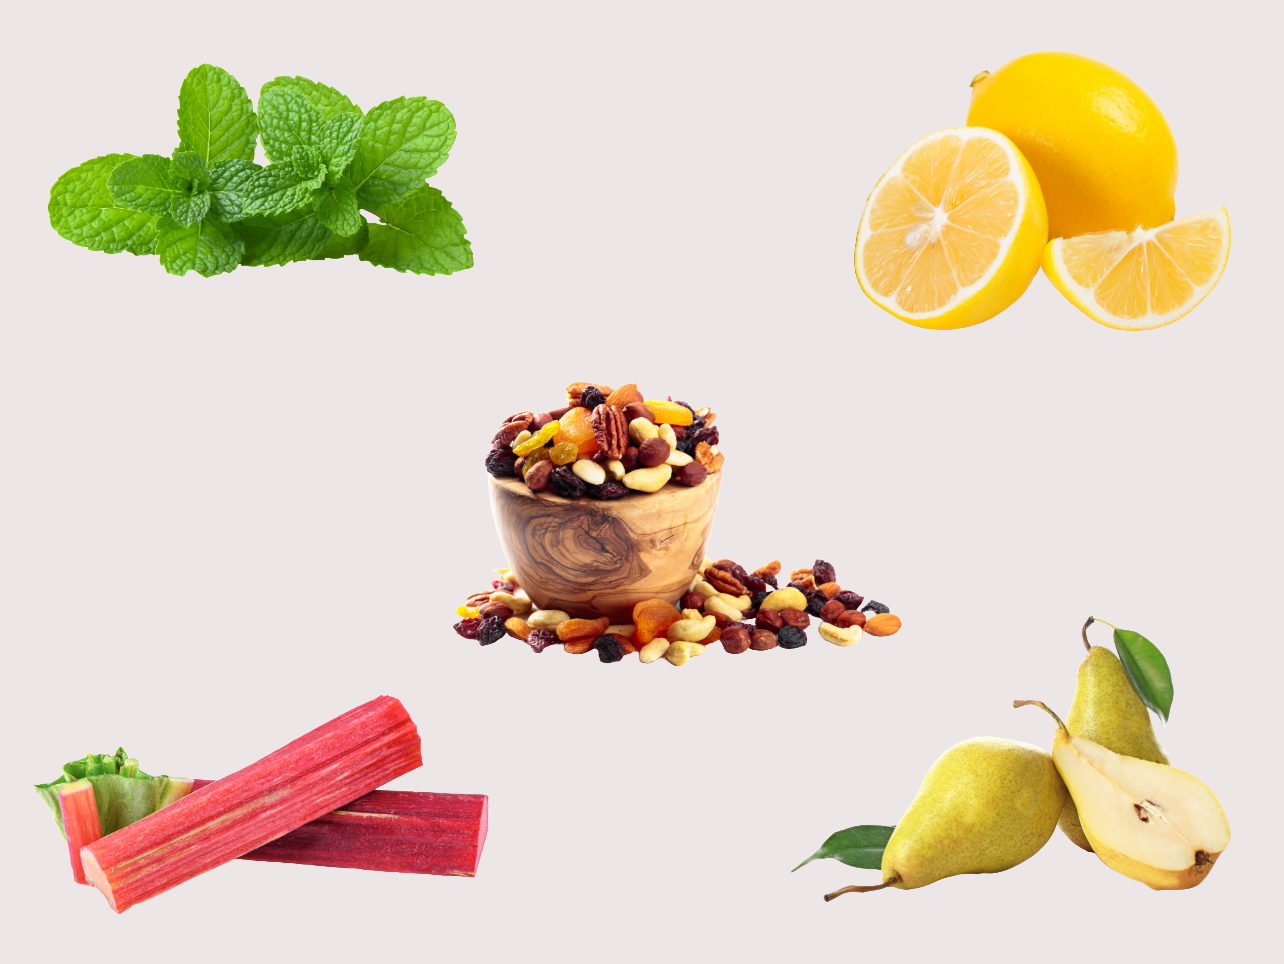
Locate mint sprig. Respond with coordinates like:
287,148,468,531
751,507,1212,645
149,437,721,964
48,65,471,277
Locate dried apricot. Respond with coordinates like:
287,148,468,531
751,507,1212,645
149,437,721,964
631,598,682,644
643,400,694,426
556,616,610,641
514,420,559,456
551,442,579,465
554,406,599,456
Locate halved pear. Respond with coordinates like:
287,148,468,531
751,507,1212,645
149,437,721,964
1016,701,1230,891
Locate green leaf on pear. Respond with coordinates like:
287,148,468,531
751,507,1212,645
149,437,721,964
792,825,895,871
1112,627,1174,724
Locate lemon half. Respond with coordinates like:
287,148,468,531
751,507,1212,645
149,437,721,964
1042,208,1230,330
855,127,1048,330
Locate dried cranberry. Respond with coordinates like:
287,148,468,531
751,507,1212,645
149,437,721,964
835,591,865,611
689,425,719,449
673,400,695,413
862,600,890,615
676,437,697,456
585,481,628,500
491,579,517,592
741,574,767,596
689,415,706,431
477,616,506,645
805,590,828,616
760,571,778,589
594,634,625,663
671,424,686,439
777,625,807,649
580,386,606,411
526,628,559,653
453,618,483,639
729,563,753,584
740,608,758,620
549,465,586,498
812,559,837,585
484,449,517,477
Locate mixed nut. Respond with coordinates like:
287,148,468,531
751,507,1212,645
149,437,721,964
484,382,724,498
452,557,902,665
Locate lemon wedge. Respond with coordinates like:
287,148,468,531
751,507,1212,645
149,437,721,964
1041,209,1231,329
855,128,1048,330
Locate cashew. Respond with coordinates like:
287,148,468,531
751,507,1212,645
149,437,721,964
622,464,672,492
667,614,716,642
657,423,678,448
714,592,751,611
639,637,671,663
664,639,706,665
606,623,635,639
629,417,659,444
527,609,569,629
688,571,703,591
665,449,693,467
759,587,808,611
704,596,742,620
605,459,626,482
681,608,703,620
490,591,532,614
700,557,715,573
571,459,606,485
819,621,864,647
692,579,718,598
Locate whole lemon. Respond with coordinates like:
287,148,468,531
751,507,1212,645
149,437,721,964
966,52,1177,239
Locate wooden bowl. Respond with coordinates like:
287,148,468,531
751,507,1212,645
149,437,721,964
488,472,723,621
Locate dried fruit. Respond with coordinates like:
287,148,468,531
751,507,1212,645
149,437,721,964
632,599,682,644
453,618,482,639
805,590,828,616
688,425,719,449
513,420,560,456
556,616,610,641
526,628,560,653
720,624,751,654
524,459,554,492
590,404,628,460
643,400,694,426
551,442,579,465
835,610,867,629
779,609,810,629
554,406,599,456
549,464,586,498
862,600,890,615
580,386,606,411
812,559,837,585
593,634,625,662
637,437,671,467
584,481,628,500
777,625,807,649
863,613,902,636
477,617,507,645
750,629,779,651
484,449,517,477
835,591,865,611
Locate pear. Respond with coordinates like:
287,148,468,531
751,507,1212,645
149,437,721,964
824,737,1065,899
1059,617,1170,851
1016,701,1230,890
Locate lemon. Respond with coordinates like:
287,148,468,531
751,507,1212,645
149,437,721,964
854,127,1047,330
1042,208,1230,330
967,51,1178,239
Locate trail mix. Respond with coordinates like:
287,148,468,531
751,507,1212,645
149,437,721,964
484,382,724,498
452,557,902,665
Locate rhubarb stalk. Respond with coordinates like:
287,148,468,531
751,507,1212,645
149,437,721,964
193,782,488,877
81,696,422,912
58,780,104,885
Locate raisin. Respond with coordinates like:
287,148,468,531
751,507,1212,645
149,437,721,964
585,481,628,500
594,634,625,663
549,465,586,498
526,628,560,653
477,616,507,645
740,607,758,620
580,386,606,411
551,441,579,465
484,449,517,477
805,590,828,616
689,425,719,449
777,625,807,649
453,618,483,639
812,559,837,586
835,591,865,611
760,572,778,589
729,563,753,584
753,589,771,609
862,600,890,615
741,574,767,596
689,416,706,431
676,436,697,456
673,400,695,413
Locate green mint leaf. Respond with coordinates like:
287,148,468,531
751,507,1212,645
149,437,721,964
258,85,322,165
350,97,456,209
792,825,896,872
156,216,243,277
50,154,163,255
239,208,332,266
317,112,363,174
170,151,209,192
107,154,183,216
260,75,361,122
169,189,211,227
314,177,363,236
1113,627,1174,723
311,218,369,259
207,159,256,221
239,164,325,217
177,64,257,164
292,144,325,181
360,185,472,275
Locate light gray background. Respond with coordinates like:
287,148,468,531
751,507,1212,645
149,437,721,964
2,0,1279,959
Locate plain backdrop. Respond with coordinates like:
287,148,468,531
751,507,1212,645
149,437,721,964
2,0,1279,959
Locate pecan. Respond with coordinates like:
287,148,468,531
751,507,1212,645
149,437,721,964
591,404,628,460
503,411,535,425
752,560,781,579
492,420,530,449
705,566,747,596
694,441,724,474
789,567,813,583
789,576,816,591
465,591,493,609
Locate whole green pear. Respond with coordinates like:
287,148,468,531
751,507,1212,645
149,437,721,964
878,737,1066,890
1059,619,1170,851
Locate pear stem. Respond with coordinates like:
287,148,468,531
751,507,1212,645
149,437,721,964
1013,700,1068,732
824,876,899,901
1081,616,1094,652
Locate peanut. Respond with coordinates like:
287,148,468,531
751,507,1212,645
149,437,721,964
665,639,705,666
622,464,672,492
666,614,716,642
571,459,606,485
758,587,807,612
528,609,570,630
819,622,864,647
639,637,671,663
629,417,659,444
490,590,532,615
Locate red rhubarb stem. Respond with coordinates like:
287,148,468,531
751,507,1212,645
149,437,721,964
58,780,103,885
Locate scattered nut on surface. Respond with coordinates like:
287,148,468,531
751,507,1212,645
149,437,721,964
639,637,671,663
571,459,606,485
863,613,902,636
490,591,532,615
819,622,864,647
478,601,514,621
563,637,594,654
528,609,570,629
667,614,716,642
665,640,705,666
720,624,751,654
835,610,866,629
504,617,531,640
622,464,672,492
750,628,779,651
759,587,808,611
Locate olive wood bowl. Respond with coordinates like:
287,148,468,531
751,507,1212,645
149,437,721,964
488,471,722,622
